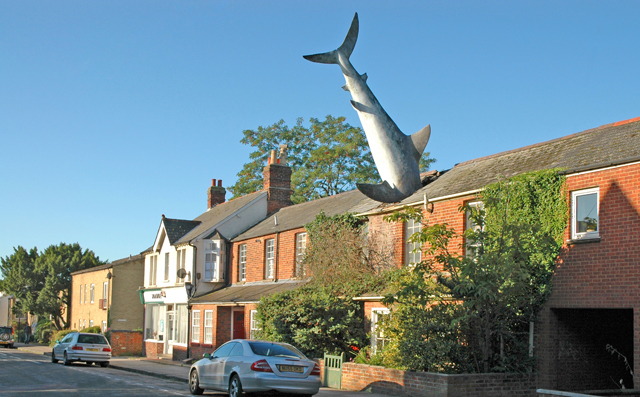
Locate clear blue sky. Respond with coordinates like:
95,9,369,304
1,1,639,264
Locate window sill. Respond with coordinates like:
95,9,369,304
567,236,601,245
202,343,212,348
191,342,200,346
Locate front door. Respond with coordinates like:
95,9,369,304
166,311,175,354
232,310,245,339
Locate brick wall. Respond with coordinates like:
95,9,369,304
173,344,188,361
341,363,536,397
536,162,640,390
145,340,163,359
190,304,233,359
110,330,143,356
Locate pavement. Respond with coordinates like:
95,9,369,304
12,342,389,397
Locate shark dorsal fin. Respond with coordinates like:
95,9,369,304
350,100,372,113
410,124,431,163
361,73,368,82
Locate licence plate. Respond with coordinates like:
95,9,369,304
86,348,99,351
278,365,304,373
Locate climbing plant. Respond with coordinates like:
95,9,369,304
382,169,568,373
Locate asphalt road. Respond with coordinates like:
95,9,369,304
0,349,188,396
0,349,391,397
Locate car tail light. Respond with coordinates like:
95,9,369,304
310,363,320,376
11,329,14,334
250,359,273,372
102,347,111,352
71,345,83,350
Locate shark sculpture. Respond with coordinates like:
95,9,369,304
304,13,431,203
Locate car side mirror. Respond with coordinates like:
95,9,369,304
55,340,60,343
203,353,210,359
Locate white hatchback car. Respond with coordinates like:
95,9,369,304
52,332,112,367
189,340,321,396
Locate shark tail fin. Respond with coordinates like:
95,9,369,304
303,12,359,64
410,124,431,163
357,180,408,203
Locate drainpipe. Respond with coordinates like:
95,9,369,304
187,241,198,359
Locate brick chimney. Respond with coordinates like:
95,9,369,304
207,179,226,209
263,144,293,214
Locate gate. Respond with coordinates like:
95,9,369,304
323,352,343,389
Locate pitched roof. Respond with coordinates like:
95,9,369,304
190,280,306,304
71,254,145,276
163,218,201,245
175,191,267,244
231,189,379,242
397,117,640,205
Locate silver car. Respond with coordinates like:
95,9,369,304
51,332,112,367
189,340,321,396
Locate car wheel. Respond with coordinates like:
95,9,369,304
229,374,243,397
85,361,93,366
51,351,58,363
63,352,71,366
189,370,204,395
99,361,109,368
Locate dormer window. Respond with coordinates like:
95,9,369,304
204,240,224,282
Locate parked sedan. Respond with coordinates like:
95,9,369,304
189,340,321,396
52,332,112,367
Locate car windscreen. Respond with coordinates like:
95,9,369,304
77,334,108,345
0,327,11,332
248,342,306,359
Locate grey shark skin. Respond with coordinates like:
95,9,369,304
303,12,431,203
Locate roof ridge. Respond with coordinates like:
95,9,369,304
457,116,640,167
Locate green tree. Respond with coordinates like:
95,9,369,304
0,243,105,330
229,115,435,203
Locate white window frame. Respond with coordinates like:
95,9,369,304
204,310,213,344
465,201,485,256
89,320,94,327
204,241,221,282
371,308,390,353
405,219,422,265
238,244,247,281
572,187,600,240
164,252,170,282
192,310,201,343
265,239,275,279
176,249,186,285
90,284,95,303
295,233,307,277
84,284,88,304
102,321,107,333
103,282,108,300
80,285,83,304
250,310,260,340
149,255,158,286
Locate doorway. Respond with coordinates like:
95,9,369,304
232,309,245,339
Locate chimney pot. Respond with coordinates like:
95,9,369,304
212,179,216,187
218,180,222,187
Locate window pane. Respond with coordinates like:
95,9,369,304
239,244,247,281
265,239,275,278
576,193,598,233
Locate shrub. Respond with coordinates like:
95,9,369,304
49,329,74,347
80,326,102,334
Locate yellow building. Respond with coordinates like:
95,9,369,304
70,255,144,351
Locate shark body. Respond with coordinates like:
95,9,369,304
303,13,431,203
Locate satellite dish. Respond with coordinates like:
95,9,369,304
177,268,187,279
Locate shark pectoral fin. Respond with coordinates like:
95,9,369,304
342,84,350,92
357,181,408,203
410,124,431,163
350,100,373,113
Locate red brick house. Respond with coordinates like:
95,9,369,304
354,116,640,392
188,187,379,358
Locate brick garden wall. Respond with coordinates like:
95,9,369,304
110,330,143,356
144,340,163,359
341,363,536,397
